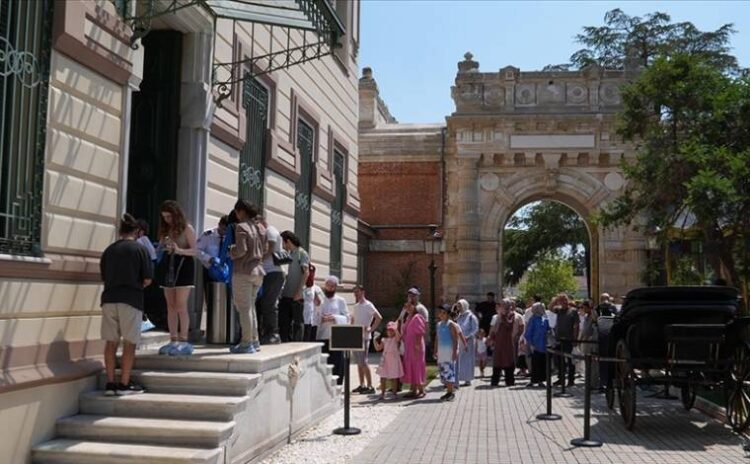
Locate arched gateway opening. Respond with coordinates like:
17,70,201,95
501,199,594,300
440,53,645,305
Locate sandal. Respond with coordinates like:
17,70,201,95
403,391,417,399
415,392,426,399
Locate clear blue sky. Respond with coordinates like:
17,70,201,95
359,1,750,124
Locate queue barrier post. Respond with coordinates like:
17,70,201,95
536,348,562,421
570,353,603,447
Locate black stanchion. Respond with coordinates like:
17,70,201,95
334,351,361,435
537,349,562,421
554,345,573,398
570,354,602,447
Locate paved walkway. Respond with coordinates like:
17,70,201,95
353,375,747,464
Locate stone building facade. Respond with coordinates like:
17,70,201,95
0,1,360,461
359,54,646,309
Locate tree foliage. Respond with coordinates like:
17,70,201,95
569,9,738,73
518,252,578,304
598,53,750,286
503,201,588,285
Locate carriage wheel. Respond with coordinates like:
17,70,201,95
680,384,696,411
616,340,636,430
726,344,750,432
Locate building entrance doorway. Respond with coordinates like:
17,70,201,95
126,30,183,328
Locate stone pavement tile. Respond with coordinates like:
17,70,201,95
355,373,746,464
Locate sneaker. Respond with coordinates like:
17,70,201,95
352,385,365,394
445,392,456,402
567,380,575,387
116,382,145,396
260,335,281,345
230,343,256,354
363,386,376,395
169,342,194,356
440,392,450,401
158,341,178,355
252,341,261,352
462,381,471,387
104,382,117,396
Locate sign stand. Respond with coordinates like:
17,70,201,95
333,351,360,435
330,325,365,436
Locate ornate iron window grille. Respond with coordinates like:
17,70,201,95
329,149,345,278
0,0,54,257
111,0,345,106
239,74,269,208
294,118,314,250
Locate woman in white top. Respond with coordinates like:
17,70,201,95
302,264,324,341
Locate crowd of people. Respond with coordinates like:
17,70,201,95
98,198,618,400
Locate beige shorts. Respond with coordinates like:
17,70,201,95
101,303,142,344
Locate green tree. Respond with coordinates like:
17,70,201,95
503,201,588,285
518,252,578,304
570,9,738,72
598,53,750,288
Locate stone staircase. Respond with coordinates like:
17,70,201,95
32,344,341,464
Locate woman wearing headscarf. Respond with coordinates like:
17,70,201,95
524,302,550,387
455,299,479,386
490,299,520,386
400,300,427,398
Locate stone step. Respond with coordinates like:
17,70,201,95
32,439,221,464
128,343,321,374
98,370,261,396
56,415,234,449
79,391,247,422
133,331,172,351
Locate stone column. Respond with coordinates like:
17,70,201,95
452,153,481,302
176,31,214,342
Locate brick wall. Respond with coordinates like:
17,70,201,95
359,160,444,311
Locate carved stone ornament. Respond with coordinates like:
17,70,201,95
599,83,621,105
483,85,505,107
604,172,624,191
458,51,480,73
480,173,500,191
458,83,482,102
538,82,565,104
544,169,559,192
515,83,536,105
566,84,588,104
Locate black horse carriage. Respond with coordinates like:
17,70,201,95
600,286,749,431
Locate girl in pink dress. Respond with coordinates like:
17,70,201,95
374,321,404,400
401,303,427,398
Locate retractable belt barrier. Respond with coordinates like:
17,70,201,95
540,338,621,448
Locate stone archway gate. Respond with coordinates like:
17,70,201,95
442,53,645,303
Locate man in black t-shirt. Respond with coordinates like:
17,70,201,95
100,214,153,396
595,293,617,317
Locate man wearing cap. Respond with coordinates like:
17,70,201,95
400,287,429,323
316,275,350,385
351,285,382,394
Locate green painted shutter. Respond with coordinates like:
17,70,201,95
329,150,345,277
239,75,269,210
0,0,53,256
294,119,314,249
